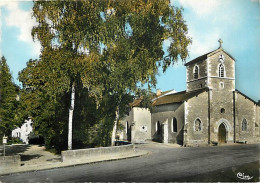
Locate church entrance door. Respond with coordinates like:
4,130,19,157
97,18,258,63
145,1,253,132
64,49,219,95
218,123,227,143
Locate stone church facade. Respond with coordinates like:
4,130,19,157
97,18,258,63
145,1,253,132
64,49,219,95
118,41,260,146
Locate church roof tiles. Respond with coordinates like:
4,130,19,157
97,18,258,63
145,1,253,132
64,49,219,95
130,88,208,107
152,88,207,106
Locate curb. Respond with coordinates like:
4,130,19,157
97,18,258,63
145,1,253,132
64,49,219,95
0,150,150,176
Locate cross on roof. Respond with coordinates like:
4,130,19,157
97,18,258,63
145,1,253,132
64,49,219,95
218,39,223,48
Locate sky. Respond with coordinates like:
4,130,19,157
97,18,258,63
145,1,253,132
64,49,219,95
0,0,259,101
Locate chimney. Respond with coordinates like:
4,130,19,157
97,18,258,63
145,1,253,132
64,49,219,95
156,89,162,96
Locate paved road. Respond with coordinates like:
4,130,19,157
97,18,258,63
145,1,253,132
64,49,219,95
1,143,259,182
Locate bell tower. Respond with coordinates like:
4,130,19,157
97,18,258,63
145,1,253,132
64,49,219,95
206,39,235,92
185,39,235,92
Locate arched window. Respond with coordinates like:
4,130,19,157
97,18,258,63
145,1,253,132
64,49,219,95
194,118,202,132
193,65,199,79
218,64,225,77
242,119,247,131
172,118,177,133
220,108,225,113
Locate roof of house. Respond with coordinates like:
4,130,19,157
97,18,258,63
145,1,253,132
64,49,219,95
184,48,235,66
130,98,143,107
152,88,207,106
235,89,259,105
130,89,175,107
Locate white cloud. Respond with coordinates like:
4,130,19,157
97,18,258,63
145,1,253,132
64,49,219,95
0,1,41,56
174,0,222,16
188,29,221,57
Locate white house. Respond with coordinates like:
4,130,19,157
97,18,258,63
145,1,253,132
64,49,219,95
12,118,33,144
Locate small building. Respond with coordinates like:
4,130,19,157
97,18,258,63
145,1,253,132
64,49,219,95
117,40,260,146
12,118,33,144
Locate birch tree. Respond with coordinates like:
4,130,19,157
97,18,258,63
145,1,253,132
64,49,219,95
30,0,191,149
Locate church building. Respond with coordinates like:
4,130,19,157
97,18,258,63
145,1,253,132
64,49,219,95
118,40,260,146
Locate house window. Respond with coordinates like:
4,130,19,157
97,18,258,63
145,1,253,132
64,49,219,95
193,65,199,79
16,132,20,138
194,118,202,132
218,64,225,77
242,119,247,131
221,108,225,113
172,118,177,133
220,82,224,89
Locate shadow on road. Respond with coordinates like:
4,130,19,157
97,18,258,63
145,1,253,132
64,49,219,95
21,154,43,161
3,145,30,156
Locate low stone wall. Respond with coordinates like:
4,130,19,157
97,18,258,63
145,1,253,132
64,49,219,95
61,144,134,162
0,155,21,168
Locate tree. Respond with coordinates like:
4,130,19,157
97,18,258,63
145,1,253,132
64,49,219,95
89,0,192,144
0,56,20,137
29,0,191,150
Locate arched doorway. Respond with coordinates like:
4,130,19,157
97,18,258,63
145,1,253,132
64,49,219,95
218,123,227,143
155,121,162,142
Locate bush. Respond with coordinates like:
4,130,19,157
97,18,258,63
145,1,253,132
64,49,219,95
7,137,24,145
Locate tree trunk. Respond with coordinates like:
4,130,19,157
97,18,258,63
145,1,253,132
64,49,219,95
111,106,119,146
68,83,75,150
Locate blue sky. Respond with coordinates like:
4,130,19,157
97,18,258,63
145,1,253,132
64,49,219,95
0,0,259,101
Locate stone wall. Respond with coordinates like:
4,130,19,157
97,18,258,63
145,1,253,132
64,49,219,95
208,50,235,79
119,107,151,143
185,91,209,145
208,50,235,91
0,155,21,171
186,59,207,92
152,103,184,144
235,92,259,143
132,107,151,143
256,104,260,142
209,88,234,143
206,50,235,144
61,144,134,162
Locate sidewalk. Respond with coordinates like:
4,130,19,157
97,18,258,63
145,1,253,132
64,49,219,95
0,145,149,176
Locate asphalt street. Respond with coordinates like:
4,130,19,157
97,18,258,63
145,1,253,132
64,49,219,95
1,143,259,182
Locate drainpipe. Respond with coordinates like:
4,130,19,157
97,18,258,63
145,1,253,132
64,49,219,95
208,89,211,144
233,91,236,143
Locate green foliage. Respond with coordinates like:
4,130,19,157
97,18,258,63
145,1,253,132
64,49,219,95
19,0,191,152
18,60,133,152
0,56,20,137
7,137,24,145
136,89,153,110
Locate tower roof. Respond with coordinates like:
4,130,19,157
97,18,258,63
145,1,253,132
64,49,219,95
184,40,235,66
